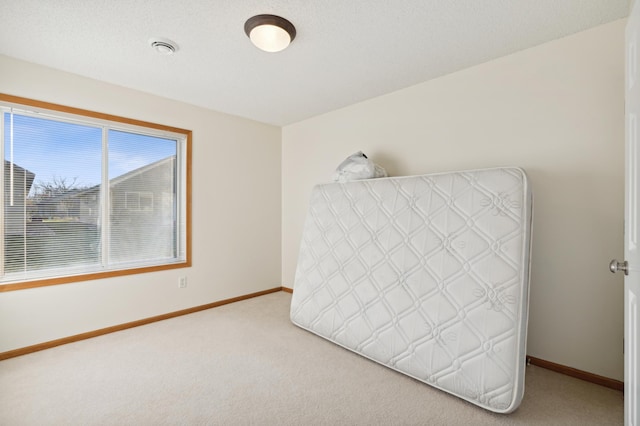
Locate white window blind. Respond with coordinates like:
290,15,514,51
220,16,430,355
1,105,187,284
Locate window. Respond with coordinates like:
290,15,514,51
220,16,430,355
0,94,191,291
125,192,153,212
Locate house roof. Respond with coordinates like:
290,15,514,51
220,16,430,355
109,155,175,187
4,160,36,195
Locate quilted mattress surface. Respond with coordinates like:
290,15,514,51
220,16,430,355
290,167,532,413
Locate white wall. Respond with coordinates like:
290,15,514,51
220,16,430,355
282,20,626,380
0,55,282,352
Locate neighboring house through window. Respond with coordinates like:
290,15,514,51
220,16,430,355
0,94,191,291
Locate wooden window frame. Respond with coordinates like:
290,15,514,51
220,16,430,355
0,93,192,292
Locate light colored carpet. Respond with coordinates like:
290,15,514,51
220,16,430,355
0,291,623,425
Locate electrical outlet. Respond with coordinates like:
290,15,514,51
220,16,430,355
178,277,187,288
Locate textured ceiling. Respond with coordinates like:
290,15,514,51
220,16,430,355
0,0,631,126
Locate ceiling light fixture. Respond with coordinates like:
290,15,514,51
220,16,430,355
244,14,296,53
149,37,179,55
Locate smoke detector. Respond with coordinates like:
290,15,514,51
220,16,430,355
149,37,179,55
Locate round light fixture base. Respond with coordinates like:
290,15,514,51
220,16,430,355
244,14,296,53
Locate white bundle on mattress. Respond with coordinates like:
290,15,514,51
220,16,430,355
290,167,532,413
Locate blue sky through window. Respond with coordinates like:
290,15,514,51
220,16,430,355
4,113,177,195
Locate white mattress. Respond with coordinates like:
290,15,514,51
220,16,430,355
290,167,532,413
